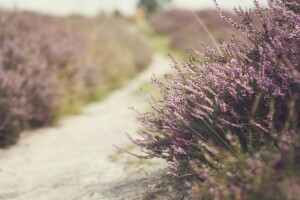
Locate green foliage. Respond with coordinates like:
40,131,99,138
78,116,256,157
137,0,171,16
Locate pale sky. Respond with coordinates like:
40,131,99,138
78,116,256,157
0,0,269,17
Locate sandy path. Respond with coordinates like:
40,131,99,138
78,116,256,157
0,53,171,200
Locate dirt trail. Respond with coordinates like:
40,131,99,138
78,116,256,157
0,53,171,200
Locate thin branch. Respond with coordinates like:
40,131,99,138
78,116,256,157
191,10,223,56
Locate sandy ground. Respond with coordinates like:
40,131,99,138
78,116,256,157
0,53,172,200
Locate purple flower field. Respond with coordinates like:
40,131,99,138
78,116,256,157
0,10,152,147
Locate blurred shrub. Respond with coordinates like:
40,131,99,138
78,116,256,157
132,0,300,199
0,11,152,147
149,9,248,52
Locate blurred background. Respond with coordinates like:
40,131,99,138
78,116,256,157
0,0,268,16
0,0,268,147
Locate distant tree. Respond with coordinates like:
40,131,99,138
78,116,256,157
113,10,122,17
137,0,171,16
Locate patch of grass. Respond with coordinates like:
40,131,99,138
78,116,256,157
145,33,188,61
134,77,163,99
134,32,187,98
108,144,153,169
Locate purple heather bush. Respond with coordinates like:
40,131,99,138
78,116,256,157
133,0,300,198
0,11,66,146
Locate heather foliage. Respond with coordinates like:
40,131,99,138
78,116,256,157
133,0,300,198
0,11,152,147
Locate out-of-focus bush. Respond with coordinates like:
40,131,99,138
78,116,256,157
132,0,300,199
0,11,152,147
149,9,247,52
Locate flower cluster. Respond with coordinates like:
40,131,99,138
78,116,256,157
133,0,300,198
